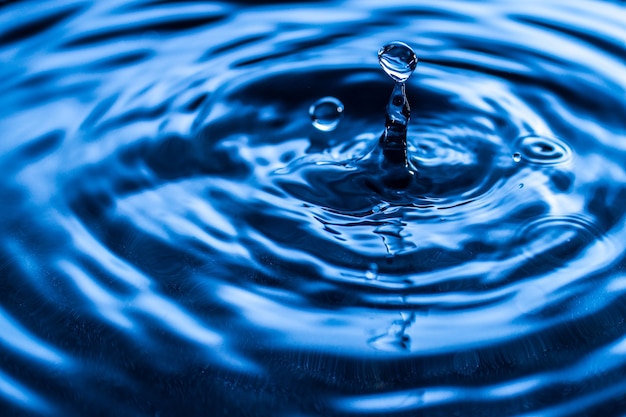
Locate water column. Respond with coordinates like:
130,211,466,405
378,42,418,188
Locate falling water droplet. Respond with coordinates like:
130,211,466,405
365,263,379,280
378,41,418,83
309,97,344,132
513,152,521,162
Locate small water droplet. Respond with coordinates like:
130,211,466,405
365,263,379,280
378,41,418,83
513,152,521,162
309,97,344,132
519,183,524,189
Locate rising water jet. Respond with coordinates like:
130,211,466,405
378,41,418,188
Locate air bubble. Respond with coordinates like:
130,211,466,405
309,97,344,132
378,41,418,83
513,152,521,162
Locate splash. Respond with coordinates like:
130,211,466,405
378,41,418,188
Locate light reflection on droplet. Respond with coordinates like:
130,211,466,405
378,41,418,83
309,96,344,131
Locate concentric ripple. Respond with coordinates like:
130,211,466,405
1,0,626,416
515,134,572,165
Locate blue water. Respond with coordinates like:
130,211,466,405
1,1,626,416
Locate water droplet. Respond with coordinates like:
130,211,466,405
518,183,524,189
365,263,379,280
309,97,344,132
512,152,521,162
378,41,418,83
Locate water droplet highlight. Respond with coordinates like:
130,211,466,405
365,263,378,280
513,152,521,162
378,41,418,83
309,97,344,132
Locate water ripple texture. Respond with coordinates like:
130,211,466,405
1,0,625,416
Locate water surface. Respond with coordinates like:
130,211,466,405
1,0,626,416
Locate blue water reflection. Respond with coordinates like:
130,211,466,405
1,0,625,416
